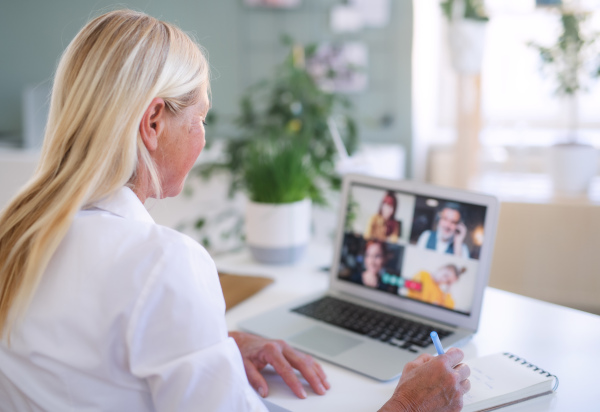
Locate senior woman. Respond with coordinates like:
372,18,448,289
0,10,469,412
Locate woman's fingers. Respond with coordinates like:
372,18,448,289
281,345,328,395
442,347,465,368
261,340,329,398
384,348,469,412
229,331,330,399
314,361,330,390
263,342,308,398
410,353,434,367
243,359,269,398
454,362,471,383
401,353,434,377
460,378,471,394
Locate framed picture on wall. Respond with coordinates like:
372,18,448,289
306,42,369,93
243,0,301,8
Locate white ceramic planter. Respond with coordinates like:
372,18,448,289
245,198,311,264
549,144,598,196
448,19,487,75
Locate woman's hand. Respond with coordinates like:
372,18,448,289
379,348,471,412
228,331,330,399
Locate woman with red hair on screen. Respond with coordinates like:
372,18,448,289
365,191,401,242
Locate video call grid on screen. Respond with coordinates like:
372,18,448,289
337,182,488,316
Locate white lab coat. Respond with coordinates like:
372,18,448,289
0,187,267,412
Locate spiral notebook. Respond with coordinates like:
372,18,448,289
462,352,559,412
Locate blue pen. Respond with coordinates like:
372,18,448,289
430,331,445,355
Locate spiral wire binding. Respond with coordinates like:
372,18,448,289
504,352,560,392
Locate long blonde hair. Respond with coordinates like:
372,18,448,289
0,9,210,338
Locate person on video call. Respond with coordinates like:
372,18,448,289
349,240,398,293
417,202,470,259
407,264,466,310
0,10,470,412
365,191,401,242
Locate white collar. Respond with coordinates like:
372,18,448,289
89,187,155,224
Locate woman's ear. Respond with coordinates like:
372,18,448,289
139,97,167,152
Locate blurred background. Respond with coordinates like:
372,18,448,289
1,0,599,315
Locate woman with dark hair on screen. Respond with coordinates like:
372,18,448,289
349,240,398,294
0,9,469,412
365,191,401,242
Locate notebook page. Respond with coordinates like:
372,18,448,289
463,353,554,410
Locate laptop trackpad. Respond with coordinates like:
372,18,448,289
289,326,363,357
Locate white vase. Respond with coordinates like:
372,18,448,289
448,19,487,75
549,144,598,196
245,198,311,264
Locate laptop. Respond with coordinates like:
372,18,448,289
239,174,499,381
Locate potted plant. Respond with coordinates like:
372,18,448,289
529,8,600,196
441,0,489,74
196,39,357,264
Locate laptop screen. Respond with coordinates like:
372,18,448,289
337,181,488,316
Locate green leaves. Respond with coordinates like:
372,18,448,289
440,0,489,22
195,218,206,230
529,10,600,97
441,0,452,20
242,137,315,204
197,40,358,205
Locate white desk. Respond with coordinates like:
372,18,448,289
216,243,600,412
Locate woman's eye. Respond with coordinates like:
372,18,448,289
202,120,207,126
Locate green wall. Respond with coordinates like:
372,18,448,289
0,0,413,173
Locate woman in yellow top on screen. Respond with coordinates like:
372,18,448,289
364,191,401,242
407,264,466,310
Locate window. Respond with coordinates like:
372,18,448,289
481,1,600,146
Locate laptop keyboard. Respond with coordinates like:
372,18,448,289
291,296,453,353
